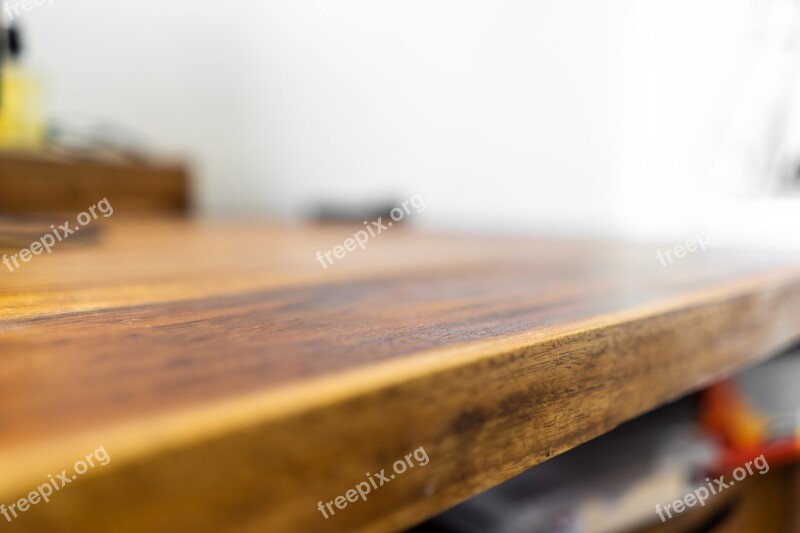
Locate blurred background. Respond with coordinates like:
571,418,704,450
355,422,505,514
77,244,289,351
5,0,800,245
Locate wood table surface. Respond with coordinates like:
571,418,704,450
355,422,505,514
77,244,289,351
2,217,800,532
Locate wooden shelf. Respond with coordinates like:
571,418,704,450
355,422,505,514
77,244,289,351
2,218,800,532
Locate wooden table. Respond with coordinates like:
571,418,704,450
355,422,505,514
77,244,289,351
2,218,800,532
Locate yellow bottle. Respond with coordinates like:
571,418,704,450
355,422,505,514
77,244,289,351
0,25,44,150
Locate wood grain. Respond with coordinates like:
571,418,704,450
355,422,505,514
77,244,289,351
1,218,800,532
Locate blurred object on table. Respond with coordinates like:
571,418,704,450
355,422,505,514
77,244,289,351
311,199,403,224
0,23,45,150
44,114,152,164
0,150,191,215
0,18,190,218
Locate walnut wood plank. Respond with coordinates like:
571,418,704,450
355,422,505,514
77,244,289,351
1,218,800,532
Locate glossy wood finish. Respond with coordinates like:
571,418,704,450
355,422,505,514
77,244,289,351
2,218,800,532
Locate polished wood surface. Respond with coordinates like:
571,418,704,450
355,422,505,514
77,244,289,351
2,218,800,532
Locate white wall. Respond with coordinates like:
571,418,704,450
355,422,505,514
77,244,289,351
21,0,800,245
